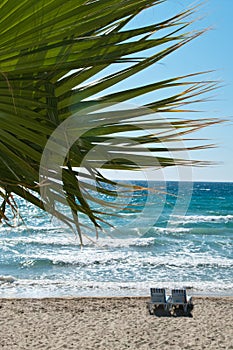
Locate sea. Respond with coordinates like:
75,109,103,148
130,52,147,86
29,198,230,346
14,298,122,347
0,181,232,298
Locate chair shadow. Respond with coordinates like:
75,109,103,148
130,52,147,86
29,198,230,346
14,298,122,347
175,304,194,317
172,309,193,318
151,305,194,318
153,308,171,317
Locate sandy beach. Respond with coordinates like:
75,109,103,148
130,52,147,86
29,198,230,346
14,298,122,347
0,296,232,349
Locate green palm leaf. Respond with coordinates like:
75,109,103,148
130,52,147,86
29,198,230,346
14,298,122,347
0,0,222,243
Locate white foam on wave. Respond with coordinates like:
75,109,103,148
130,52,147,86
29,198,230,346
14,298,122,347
0,234,156,250
140,253,233,268
0,278,233,298
1,235,80,247
89,237,156,248
19,248,136,267
152,227,190,234
170,214,233,224
17,247,232,270
0,224,66,233
0,275,15,284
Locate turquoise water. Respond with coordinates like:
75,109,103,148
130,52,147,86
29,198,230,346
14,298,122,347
0,182,232,297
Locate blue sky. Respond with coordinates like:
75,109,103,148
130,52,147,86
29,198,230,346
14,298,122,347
137,0,233,182
116,0,232,182
91,1,232,182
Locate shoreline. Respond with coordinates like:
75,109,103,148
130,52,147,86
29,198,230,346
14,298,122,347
1,293,233,299
1,287,233,299
0,296,232,349
0,295,233,302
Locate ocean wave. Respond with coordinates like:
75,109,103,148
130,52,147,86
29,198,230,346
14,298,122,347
0,235,158,249
151,227,190,234
0,275,15,284
139,253,233,268
0,225,67,234
170,214,233,224
88,237,156,248
19,251,134,268
0,278,233,298
1,235,80,248
16,250,233,271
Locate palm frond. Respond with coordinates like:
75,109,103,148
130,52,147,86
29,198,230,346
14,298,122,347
0,0,222,243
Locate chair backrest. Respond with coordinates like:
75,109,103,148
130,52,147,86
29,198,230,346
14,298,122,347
150,288,166,303
171,289,187,303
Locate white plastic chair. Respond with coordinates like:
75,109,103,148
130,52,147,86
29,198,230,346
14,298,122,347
170,289,193,313
147,288,170,314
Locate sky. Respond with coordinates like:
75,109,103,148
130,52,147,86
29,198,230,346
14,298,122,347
143,0,233,182
102,0,233,182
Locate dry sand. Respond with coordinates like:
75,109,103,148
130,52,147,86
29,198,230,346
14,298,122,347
0,296,232,350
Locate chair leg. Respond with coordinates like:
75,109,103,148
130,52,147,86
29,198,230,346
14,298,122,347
147,304,153,315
